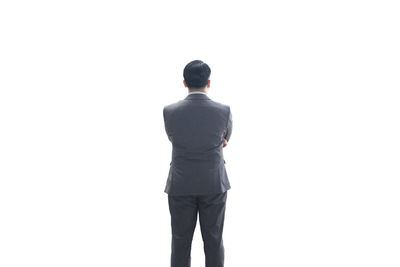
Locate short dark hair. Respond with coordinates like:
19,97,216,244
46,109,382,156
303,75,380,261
183,60,211,89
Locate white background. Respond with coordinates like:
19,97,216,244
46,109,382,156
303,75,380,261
1,0,399,266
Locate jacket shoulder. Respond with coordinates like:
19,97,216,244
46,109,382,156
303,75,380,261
164,100,183,112
163,101,185,120
209,99,230,113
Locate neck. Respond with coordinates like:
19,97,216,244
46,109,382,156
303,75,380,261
188,89,207,94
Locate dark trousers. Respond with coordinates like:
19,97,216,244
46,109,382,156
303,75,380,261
168,190,227,267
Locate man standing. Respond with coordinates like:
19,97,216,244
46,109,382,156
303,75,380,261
163,60,233,267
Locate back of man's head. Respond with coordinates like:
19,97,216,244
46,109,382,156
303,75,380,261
183,60,211,89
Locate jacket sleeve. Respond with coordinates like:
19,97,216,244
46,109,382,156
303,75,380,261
163,106,173,142
224,106,232,142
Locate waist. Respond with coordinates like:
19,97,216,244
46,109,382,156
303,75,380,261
172,148,223,161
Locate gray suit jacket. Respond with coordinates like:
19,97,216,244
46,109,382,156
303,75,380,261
163,93,232,195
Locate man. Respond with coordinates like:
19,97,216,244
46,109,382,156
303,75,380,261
163,60,232,267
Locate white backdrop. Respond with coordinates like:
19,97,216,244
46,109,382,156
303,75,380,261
1,0,399,266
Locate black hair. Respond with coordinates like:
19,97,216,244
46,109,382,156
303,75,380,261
183,60,211,89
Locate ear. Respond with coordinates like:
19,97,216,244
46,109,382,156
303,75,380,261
207,80,211,88
183,80,187,88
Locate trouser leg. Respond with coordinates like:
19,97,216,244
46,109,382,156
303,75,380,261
168,194,199,267
198,191,227,267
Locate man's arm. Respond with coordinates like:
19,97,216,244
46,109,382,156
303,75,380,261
163,107,173,142
224,106,232,143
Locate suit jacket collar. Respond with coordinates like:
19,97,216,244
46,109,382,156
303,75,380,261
184,93,211,101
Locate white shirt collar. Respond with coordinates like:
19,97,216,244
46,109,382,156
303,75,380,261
188,91,207,95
